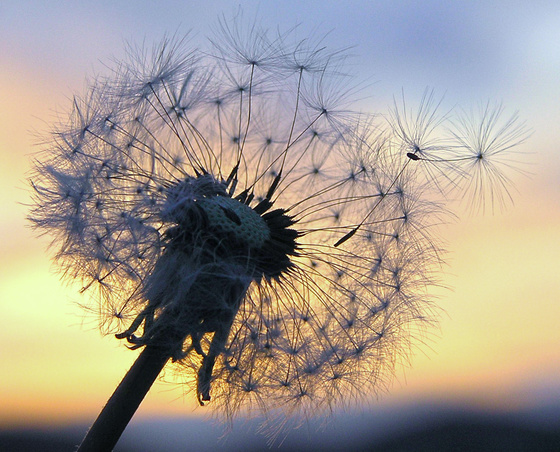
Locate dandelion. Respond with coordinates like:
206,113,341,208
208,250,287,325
29,18,529,451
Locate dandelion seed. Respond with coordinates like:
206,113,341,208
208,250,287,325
28,17,528,451
447,102,531,213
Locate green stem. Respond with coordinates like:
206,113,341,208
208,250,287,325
77,346,170,451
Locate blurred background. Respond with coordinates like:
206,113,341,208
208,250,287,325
1,1,559,450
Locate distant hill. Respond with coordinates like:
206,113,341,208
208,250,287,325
2,404,559,451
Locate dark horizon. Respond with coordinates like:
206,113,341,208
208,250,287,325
2,400,559,451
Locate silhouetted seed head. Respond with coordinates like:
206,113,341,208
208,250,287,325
28,17,529,425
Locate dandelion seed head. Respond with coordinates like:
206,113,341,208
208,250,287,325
28,15,528,430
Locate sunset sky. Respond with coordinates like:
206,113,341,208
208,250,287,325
1,0,559,439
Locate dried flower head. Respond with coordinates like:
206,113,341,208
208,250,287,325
29,19,528,434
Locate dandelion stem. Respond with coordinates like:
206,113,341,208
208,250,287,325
77,346,170,452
